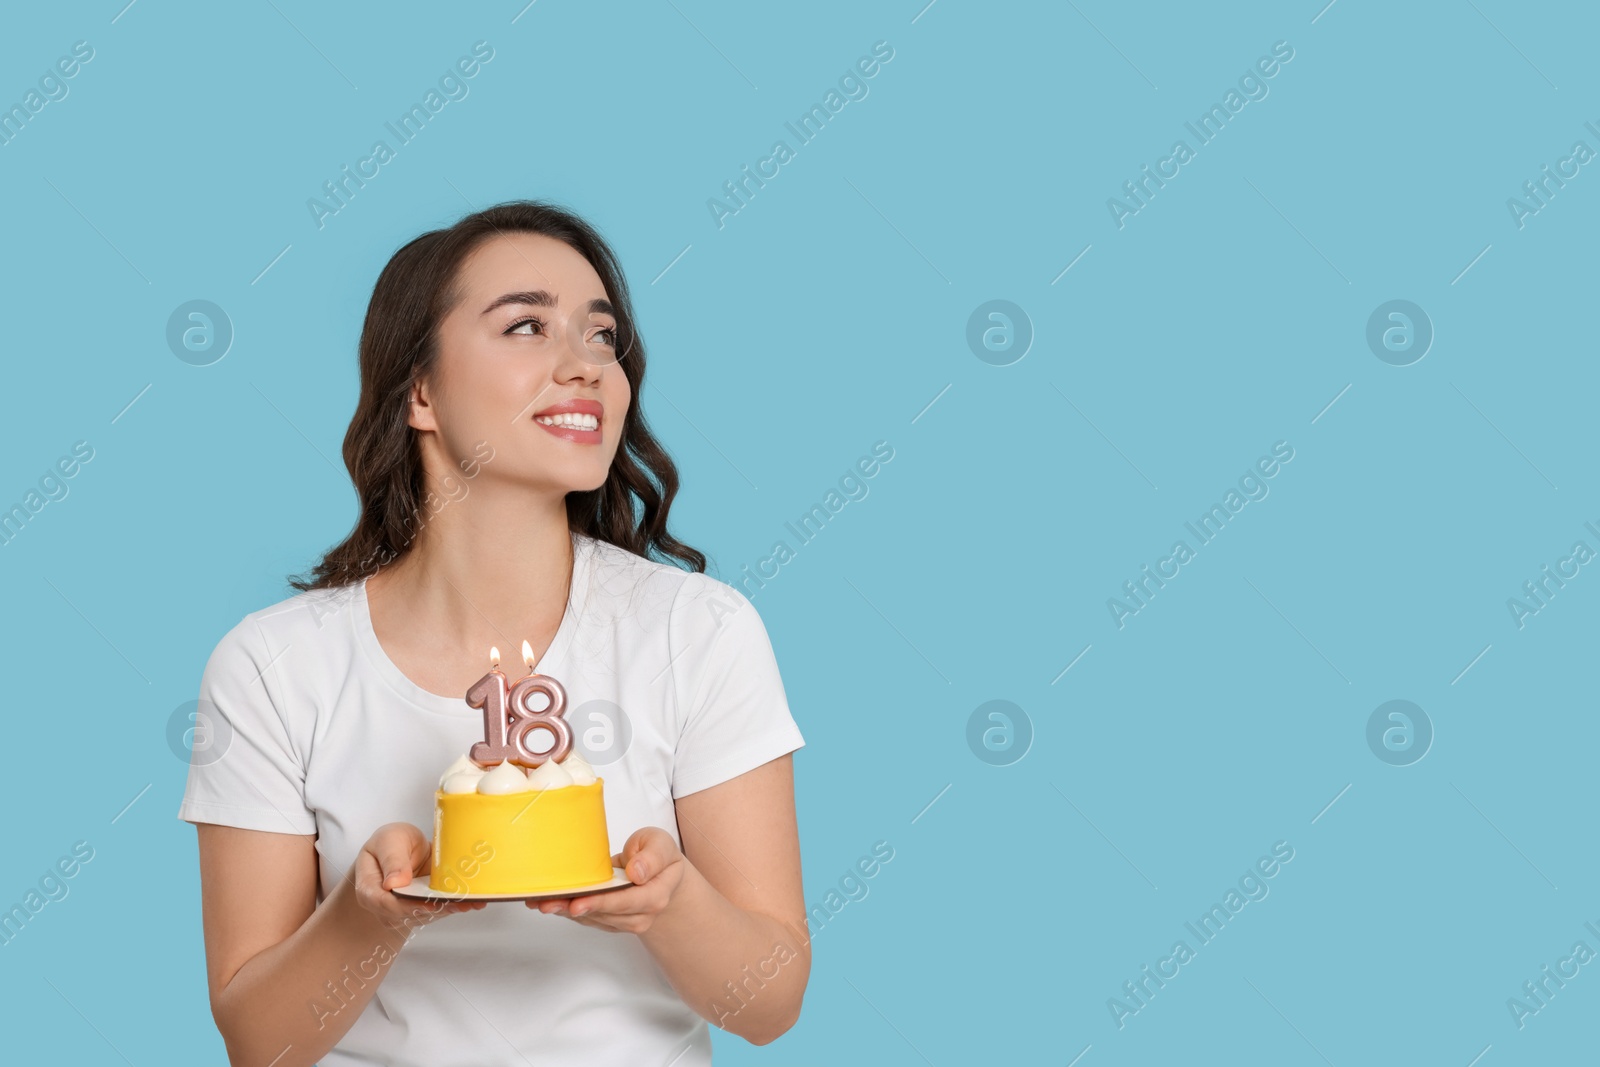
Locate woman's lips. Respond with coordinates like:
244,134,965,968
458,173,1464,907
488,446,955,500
534,419,602,444
532,399,604,445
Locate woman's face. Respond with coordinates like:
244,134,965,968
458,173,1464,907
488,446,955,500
411,232,631,497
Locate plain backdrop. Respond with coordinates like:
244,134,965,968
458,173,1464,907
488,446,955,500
1,1,1596,1063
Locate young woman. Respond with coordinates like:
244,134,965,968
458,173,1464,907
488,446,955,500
179,202,810,1066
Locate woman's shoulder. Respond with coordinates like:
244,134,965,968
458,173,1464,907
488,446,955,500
582,535,762,638
205,581,364,664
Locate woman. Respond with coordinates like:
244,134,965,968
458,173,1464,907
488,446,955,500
179,201,810,1066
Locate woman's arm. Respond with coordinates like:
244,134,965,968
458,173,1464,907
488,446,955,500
197,821,480,1067
534,754,810,1045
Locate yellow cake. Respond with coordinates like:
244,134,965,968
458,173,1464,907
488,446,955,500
429,751,613,895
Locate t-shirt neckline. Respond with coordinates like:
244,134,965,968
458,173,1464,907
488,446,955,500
352,533,596,716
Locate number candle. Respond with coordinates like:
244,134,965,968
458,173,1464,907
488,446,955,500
504,639,574,767
466,646,510,766
466,641,574,767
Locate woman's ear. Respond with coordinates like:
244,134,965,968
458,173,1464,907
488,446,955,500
407,377,439,433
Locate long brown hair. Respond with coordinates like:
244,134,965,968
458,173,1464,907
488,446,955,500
289,200,705,592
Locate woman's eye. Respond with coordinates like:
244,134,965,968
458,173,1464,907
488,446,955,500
594,327,618,347
506,316,544,336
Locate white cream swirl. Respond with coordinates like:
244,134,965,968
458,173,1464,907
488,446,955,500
436,750,599,794
525,759,574,790
441,770,484,794
476,760,534,794
562,751,598,785
438,753,481,787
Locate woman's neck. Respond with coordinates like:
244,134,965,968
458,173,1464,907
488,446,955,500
366,486,576,664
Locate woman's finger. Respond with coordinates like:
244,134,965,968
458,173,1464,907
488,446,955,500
352,825,479,927
619,827,677,884
526,829,680,920
530,896,573,914
355,858,421,924
569,883,667,918
371,826,426,889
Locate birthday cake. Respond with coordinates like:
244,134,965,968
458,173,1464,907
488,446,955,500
428,647,614,895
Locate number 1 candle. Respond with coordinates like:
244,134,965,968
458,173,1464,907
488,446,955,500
465,646,510,765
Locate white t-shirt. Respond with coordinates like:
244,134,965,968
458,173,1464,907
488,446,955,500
178,533,805,1067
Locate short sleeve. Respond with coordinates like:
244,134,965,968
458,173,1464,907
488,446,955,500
669,582,805,798
177,616,318,835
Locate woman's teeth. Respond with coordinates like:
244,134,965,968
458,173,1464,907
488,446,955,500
536,413,599,431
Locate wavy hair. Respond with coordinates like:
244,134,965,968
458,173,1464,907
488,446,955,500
289,200,705,591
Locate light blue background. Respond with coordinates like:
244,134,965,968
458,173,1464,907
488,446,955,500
1,1,1595,1063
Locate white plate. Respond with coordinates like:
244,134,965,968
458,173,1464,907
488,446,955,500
390,867,634,903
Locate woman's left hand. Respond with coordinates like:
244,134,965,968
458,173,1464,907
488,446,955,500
527,826,686,934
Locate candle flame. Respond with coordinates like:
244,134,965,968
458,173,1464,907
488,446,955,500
489,646,501,667
521,639,535,669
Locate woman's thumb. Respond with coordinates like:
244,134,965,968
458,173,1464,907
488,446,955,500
374,824,424,888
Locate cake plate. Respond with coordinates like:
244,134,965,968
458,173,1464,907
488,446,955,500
390,866,634,903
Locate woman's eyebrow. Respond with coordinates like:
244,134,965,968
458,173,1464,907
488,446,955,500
482,289,557,314
480,292,617,318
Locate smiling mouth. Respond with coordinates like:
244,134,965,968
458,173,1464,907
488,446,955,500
534,412,600,431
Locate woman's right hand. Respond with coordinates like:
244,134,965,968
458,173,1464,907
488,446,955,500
352,821,485,929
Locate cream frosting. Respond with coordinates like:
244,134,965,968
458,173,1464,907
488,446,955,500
562,751,598,785
476,759,534,794
441,770,485,794
526,759,574,790
438,754,481,787
437,750,598,794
